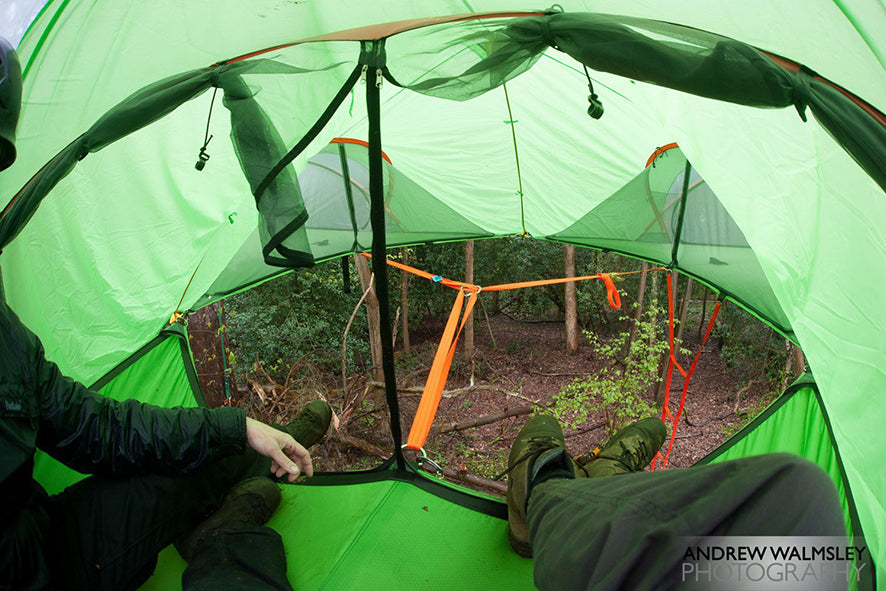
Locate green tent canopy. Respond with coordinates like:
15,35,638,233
1,2,884,589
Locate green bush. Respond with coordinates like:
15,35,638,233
551,305,667,436
225,261,370,381
714,303,789,385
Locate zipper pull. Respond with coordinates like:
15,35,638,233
359,64,368,84
376,68,384,88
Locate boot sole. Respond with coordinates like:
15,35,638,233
507,521,533,558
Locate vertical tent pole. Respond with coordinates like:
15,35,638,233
365,43,405,469
669,159,693,267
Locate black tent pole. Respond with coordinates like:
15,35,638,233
669,159,693,268
365,43,406,469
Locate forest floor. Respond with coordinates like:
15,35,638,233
238,311,784,499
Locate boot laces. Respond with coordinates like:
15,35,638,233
497,435,561,480
603,437,650,471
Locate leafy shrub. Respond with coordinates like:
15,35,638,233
714,303,789,385
551,305,667,436
225,261,370,381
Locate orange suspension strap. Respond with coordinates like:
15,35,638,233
365,253,663,450
652,272,721,470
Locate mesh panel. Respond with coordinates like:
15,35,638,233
260,140,494,266
551,146,792,335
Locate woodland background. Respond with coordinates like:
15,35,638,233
188,238,804,496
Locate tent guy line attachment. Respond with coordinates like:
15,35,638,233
502,82,527,235
169,253,207,325
194,87,218,171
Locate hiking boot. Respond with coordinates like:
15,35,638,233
505,414,581,558
277,399,332,448
175,477,281,562
581,417,667,478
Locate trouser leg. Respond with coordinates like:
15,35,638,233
47,448,271,591
527,453,845,591
182,527,293,591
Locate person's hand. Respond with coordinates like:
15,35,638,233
245,417,314,482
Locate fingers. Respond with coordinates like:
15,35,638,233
245,417,314,481
268,446,303,481
282,440,314,477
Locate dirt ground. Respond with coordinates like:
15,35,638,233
283,313,781,497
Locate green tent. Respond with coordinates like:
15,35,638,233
1,2,883,588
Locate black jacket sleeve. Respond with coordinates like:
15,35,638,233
24,316,247,476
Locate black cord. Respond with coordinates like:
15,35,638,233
195,87,218,170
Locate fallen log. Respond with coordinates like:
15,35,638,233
430,405,533,435
433,466,508,495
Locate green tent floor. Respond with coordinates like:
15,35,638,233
140,475,536,590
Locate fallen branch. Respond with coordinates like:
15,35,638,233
564,420,606,438
342,273,375,394
733,378,761,413
436,466,507,495
674,432,705,440
367,381,545,407
337,384,371,425
430,405,533,435
335,434,388,458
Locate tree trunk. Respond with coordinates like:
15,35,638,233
354,254,384,382
628,261,649,347
564,245,579,354
792,345,806,376
697,286,709,340
676,277,694,348
655,270,675,407
400,247,411,354
464,240,475,358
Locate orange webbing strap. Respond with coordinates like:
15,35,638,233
363,252,663,450
599,273,621,309
652,295,722,470
406,287,478,449
361,252,474,292
481,270,647,310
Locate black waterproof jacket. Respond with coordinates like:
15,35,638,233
0,288,247,589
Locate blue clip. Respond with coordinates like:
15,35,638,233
432,275,443,282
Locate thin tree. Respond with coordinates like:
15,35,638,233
354,254,383,382
564,244,579,354
464,240,475,359
654,270,674,407
628,261,649,348
400,247,411,354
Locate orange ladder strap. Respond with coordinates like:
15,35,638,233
652,271,721,470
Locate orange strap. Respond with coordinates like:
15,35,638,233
406,288,478,449
364,252,663,450
652,285,721,471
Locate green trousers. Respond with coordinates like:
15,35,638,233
528,453,849,591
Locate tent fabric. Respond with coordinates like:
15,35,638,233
701,377,872,589
1,1,884,583
550,145,794,336
139,474,536,591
